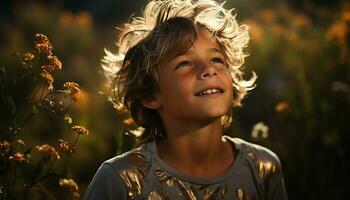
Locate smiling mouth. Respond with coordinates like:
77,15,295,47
195,88,224,96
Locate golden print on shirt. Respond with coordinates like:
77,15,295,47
155,168,228,200
147,190,169,200
118,149,151,199
235,187,254,200
247,150,277,182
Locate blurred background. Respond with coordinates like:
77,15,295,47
0,0,349,199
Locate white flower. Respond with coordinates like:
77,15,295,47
251,122,269,139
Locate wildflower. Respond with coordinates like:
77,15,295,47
16,139,25,146
275,101,289,112
58,139,75,154
259,9,276,24
244,20,262,43
251,122,269,139
342,11,350,22
122,117,135,126
42,55,62,72
76,11,92,29
9,152,27,163
293,14,311,28
63,82,80,98
59,178,80,199
34,33,53,56
64,114,73,124
326,21,347,46
39,69,54,91
111,100,126,115
22,52,35,66
0,140,11,156
72,125,89,135
0,140,11,149
36,144,60,160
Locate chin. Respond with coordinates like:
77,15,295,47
199,107,230,121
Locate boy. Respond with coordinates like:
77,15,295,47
85,0,288,199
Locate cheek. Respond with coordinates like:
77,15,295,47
167,76,193,95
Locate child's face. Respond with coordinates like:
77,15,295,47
152,30,233,124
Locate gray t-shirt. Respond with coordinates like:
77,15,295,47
85,136,288,200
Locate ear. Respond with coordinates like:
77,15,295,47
140,94,161,110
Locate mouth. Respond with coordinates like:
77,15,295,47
195,87,224,96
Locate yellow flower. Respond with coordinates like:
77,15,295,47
64,114,73,124
34,33,53,56
9,152,27,163
63,82,80,99
275,101,289,112
72,125,89,135
259,9,276,24
342,11,350,22
122,117,135,126
326,21,347,46
244,20,262,43
36,144,60,160
59,178,80,199
58,139,75,154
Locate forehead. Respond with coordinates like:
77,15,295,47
186,30,222,54
161,28,222,62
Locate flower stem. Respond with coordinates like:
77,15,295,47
24,159,44,199
11,164,17,194
70,134,80,154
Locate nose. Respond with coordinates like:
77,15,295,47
198,62,217,79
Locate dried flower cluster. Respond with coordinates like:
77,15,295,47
34,33,62,91
22,52,35,66
58,139,75,154
59,178,80,199
39,70,54,90
9,152,28,163
42,55,62,72
34,33,53,56
36,144,60,160
0,140,11,156
1,32,87,199
72,125,89,135
63,82,80,97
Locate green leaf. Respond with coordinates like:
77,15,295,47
32,105,39,114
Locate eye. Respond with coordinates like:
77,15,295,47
176,60,192,69
210,57,225,65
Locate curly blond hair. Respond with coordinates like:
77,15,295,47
102,0,257,144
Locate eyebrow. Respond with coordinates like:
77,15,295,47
172,47,224,59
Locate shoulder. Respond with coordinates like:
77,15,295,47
104,143,153,172
85,143,154,200
223,136,282,182
103,143,154,199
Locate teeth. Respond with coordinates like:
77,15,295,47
199,89,222,96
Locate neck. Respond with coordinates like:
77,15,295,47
156,118,234,178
